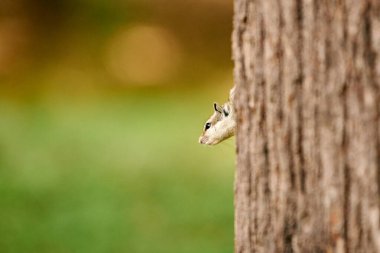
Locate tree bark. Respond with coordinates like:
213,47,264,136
233,0,380,252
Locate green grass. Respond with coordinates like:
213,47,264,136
0,91,235,253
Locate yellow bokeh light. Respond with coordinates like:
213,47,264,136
105,24,182,85
0,19,30,75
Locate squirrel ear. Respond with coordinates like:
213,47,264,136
214,103,223,113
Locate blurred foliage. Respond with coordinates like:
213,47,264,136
0,0,233,94
0,0,234,252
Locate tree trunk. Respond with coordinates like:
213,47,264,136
233,0,380,252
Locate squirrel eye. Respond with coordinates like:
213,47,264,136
205,122,211,130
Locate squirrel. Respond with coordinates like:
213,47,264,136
199,87,236,145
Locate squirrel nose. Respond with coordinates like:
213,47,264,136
199,136,208,144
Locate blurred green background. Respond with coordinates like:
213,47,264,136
0,0,235,252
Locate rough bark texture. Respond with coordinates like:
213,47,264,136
233,0,380,252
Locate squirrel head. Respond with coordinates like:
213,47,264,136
199,102,235,145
